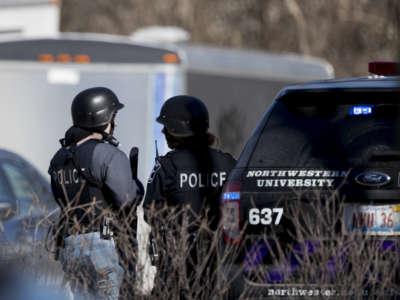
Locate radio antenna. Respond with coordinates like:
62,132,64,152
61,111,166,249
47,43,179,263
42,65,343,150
155,140,159,159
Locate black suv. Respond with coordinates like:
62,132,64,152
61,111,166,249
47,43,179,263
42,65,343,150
220,62,400,298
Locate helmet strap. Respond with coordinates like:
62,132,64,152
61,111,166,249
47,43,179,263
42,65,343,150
110,114,116,136
96,113,119,146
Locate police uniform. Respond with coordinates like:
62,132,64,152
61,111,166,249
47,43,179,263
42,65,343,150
143,144,236,298
49,135,139,236
48,87,141,300
143,146,236,229
48,126,140,300
143,95,237,297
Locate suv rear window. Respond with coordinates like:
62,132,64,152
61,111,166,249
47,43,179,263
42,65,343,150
248,92,400,168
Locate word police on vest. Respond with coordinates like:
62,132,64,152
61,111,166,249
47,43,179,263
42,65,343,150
179,172,227,189
52,168,82,185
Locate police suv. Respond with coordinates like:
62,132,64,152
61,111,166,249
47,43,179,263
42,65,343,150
220,62,400,298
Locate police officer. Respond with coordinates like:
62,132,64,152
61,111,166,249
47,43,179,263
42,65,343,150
143,95,237,297
48,87,142,300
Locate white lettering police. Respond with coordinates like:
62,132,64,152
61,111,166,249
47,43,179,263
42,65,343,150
52,168,81,185
179,172,227,189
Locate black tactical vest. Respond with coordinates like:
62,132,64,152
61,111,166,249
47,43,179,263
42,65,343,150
49,140,112,235
144,146,237,230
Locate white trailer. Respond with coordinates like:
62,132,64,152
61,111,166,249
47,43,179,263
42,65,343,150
0,32,333,181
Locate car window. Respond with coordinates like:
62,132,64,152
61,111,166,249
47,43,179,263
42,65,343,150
1,160,41,216
248,99,400,168
0,171,13,204
21,161,57,210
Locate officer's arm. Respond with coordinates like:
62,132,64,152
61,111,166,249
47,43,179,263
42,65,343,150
102,149,139,207
142,158,173,223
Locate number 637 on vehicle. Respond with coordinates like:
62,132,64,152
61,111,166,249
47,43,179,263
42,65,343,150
248,207,283,225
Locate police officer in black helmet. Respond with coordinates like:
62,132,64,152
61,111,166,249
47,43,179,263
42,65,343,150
48,87,143,300
143,95,236,296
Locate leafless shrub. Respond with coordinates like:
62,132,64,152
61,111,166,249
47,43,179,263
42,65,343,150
142,203,231,299
2,189,400,299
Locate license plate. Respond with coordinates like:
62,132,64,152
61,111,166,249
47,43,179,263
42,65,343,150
343,204,400,235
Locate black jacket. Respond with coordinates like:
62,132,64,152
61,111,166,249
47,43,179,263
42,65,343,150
49,127,141,235
143,146,236,230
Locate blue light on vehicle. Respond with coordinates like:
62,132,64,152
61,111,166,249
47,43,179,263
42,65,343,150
223,192,240,200
349,105,373,116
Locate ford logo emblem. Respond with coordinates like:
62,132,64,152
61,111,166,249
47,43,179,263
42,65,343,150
355,171,391,187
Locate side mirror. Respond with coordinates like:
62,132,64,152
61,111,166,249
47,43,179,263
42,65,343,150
0,202,13,220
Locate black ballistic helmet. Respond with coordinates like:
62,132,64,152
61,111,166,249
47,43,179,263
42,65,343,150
156,95,209,137
71,87,124,128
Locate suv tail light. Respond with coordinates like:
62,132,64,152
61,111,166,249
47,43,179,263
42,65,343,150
221,181,242,244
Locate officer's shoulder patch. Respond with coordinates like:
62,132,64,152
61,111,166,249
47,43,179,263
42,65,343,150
148,159,162,183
